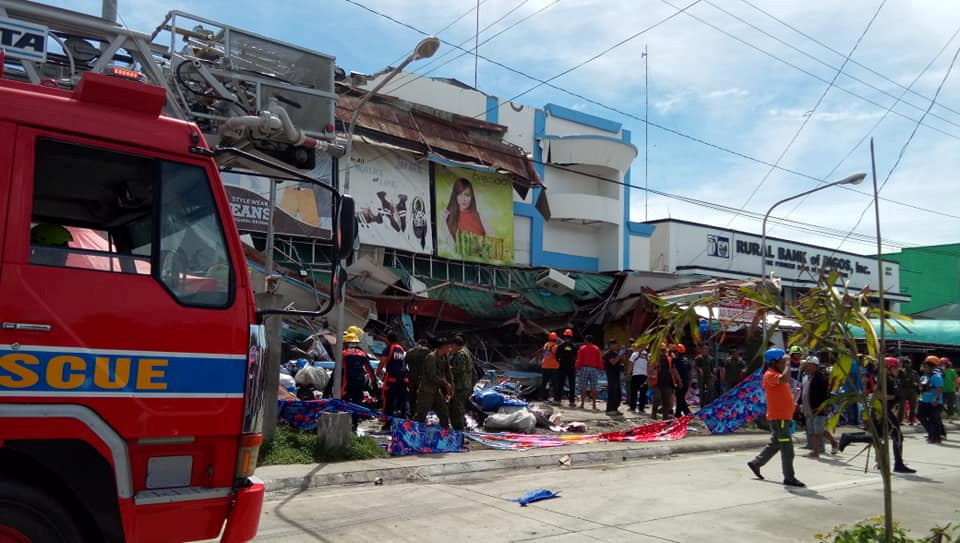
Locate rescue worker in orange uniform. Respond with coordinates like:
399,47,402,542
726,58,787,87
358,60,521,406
541,332,560,402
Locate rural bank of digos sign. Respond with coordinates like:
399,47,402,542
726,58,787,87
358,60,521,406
690,224,898,293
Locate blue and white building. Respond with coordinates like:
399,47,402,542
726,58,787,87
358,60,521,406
360,73,653,273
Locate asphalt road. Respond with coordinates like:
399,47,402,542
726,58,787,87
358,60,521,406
252,433,960,542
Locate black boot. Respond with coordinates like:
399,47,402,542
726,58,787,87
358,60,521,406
893,464,916,474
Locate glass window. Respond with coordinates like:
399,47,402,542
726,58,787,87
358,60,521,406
158,161,233,307
31,139,233,307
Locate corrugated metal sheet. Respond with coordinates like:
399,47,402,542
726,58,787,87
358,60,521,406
337,93,542,201
377,265,614,320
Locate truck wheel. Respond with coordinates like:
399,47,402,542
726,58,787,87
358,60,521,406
0,480,83,543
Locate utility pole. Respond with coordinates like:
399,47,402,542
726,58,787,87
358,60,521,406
643,44,649,222
474,0,480,88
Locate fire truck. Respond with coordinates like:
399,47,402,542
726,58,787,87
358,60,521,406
0,1,353,541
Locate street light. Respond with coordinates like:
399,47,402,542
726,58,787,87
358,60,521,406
758,172,866,340
342,36,440,195
332,36,440,399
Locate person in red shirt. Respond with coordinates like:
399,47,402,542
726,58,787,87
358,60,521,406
575,335,604,411
748,348,804,487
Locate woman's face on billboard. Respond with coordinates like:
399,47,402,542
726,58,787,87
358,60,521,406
457,187,474,210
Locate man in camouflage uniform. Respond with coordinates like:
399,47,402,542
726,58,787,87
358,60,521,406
404,338,431,419
694,346,713,407
448,336,475,431
414,339,453,428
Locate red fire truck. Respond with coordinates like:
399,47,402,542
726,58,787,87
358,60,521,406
0,2,352,542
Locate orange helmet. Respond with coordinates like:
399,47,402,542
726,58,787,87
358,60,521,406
563,329,573,337
548,332,558,341
924,355,940,366
674,344,686,353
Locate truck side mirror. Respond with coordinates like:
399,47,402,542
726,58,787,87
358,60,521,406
336,194,357,262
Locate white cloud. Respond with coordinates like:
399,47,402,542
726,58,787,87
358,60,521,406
704,88,750,99
44,0,960,253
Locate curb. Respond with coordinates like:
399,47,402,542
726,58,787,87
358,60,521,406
259,434,773,494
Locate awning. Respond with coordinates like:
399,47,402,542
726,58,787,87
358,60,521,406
850,319,960,347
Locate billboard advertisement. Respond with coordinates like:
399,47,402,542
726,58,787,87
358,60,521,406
349,144,432,254
433,163,514,265
221,155,334,239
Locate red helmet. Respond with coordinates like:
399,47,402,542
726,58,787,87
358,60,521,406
884,357,900,369
941,357,952,367
563,329,573,337
548,332,558,341
674,344,686,353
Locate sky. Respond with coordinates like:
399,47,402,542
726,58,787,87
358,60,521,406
47,0,960,256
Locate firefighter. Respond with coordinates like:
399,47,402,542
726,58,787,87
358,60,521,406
377,332,409,430
405,338,431,419
448,335,474,431
414,338,453,428
341,331,376,430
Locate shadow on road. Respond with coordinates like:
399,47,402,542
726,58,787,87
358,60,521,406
271,463,336,542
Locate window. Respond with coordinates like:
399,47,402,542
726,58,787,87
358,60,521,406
31,139,233,307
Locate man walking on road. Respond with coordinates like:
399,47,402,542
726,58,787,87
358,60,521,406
838,357,916,473
748,348,805,487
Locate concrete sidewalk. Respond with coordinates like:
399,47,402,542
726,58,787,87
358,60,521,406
256,430,773,494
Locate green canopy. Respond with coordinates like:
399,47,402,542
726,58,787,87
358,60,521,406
851,319,960,346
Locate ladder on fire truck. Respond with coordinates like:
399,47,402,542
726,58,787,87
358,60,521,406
0,0,345,169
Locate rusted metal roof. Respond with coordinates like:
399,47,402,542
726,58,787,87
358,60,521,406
336,91,544,205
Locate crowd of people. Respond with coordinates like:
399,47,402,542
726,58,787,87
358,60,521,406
749,348,955,487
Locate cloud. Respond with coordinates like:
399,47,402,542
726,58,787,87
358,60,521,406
767,108,886,123
704,88,750,99
44,0,960,255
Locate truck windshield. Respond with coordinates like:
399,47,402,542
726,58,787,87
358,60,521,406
30,139,234,308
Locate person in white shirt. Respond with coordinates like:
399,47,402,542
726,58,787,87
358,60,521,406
627,343,649,412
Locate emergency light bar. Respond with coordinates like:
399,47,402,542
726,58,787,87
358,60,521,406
106,66,143,81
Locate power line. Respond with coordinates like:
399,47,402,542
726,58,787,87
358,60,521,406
660,0,960,142
384,0,542,95
738,0,960,122
775,23,960,229
834,45,960,252
338,0,960,222
530,157,945,253
499,0,702,106
704,0,960,133
731,0,887,219
382,0,491,67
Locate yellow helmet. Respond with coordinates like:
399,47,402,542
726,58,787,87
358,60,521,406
31,223,73,246
343,332,360,344
346,325,364,337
